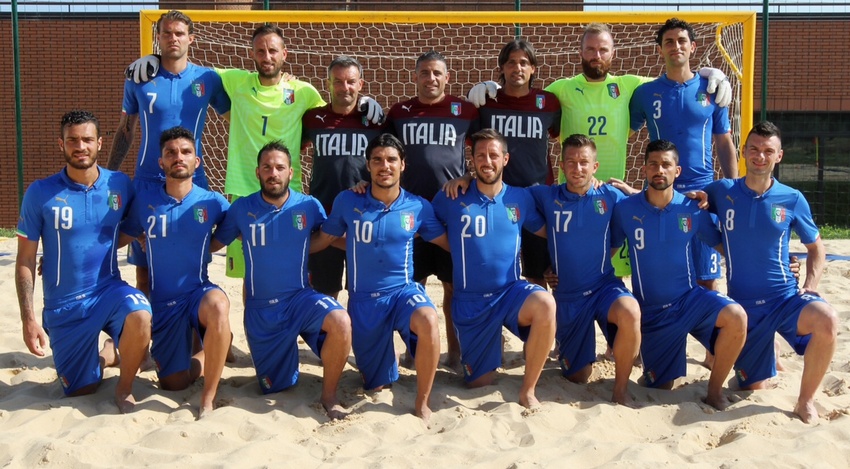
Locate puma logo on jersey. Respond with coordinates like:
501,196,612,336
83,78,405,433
353,207,364,216
54,195,69,205
632,215,646,224
653,93,663,99
575,87,584,95
725,195,735,205
315,114,327,122
247,212,258,220
251,87,258,96
148,204,156,212
401,104,413,112
553,199,565,208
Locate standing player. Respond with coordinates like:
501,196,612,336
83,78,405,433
120,127,231,418
448,40,560,288
529,134,641,405
302,56,384,299
212,142,352,420
385,50,480,367
16,110,152,412
629,17,738,292
610,140,746,410
315,134,446,423
109,10,230,294
432,129,556,409
704,122,838,423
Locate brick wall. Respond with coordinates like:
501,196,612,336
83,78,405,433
1,15,848,226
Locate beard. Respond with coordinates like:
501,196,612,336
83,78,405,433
167,165,193,180
255,60,283,80
649,178,672,191
63,150,96,170
476,167,503,186
581,57,610,80
260,178,289,200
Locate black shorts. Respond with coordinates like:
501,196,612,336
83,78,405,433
521,228,551,279
413,237,453,284
308,246,346,294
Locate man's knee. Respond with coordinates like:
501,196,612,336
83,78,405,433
200,290,230,328
718,304,747,332
802,303,838,341
323,309,351,337
121,310,151,340
520,292,556,328
410,307,439,337
609,298,640,330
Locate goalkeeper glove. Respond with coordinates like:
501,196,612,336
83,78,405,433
125,55,161,84
358,96,385,125
466,81,500,107
698,67,732,108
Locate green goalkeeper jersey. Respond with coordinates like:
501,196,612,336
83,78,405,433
545,73,650,182
218,69,325,196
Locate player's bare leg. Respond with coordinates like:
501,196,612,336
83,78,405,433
410,306,440,424
440,281,461,369
196,289,231,418
706,304,746,411
794,302,837,424
113,310,152,413
516,291,556,409
319,309,352,420
608,297,641,406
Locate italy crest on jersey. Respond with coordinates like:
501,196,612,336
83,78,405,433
292,211,306,230
771,205,787,223
400,211,415,231
677,214,692,233
697,92,710,107
451,102,461,116
593,197,607,215
506,204,520,223
607,83,620,99
535,95,545,109
192,81,206,98
194,207,208,224
107,191,122,211
283,88,295,105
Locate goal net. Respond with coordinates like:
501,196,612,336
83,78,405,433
138,10,755,194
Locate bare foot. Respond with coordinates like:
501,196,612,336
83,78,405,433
612,391,636,407
139,349,156,372
443,352,461,372
519,392,541,410
226,333,236,363
198,403,215,420
322,398,349,420
414,403,432,427
603,346,615,362
704,392,732,411
114,390,136,414
794,400,819,424
100,339,119,367
775,339,786,372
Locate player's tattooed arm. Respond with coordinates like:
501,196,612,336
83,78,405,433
107,113,139,171
16,238,47,357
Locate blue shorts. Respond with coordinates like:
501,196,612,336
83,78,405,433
640,287,736,388
42,280,152,395
348,283,434,389
734,293,821,387
452,281,544,383
554,279,632,377
245,289,342,394
150,283,222,378
694,238,722,281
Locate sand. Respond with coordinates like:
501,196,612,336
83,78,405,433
1,236,849,468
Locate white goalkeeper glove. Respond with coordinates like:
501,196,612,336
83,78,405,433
466,81,500,108
125,54,161,84
698,67,732,108
358,96,385,125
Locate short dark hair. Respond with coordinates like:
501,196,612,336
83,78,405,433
470,128,508,155
328,55,363,78
656,17,696,45
644,139,679,163
416,50,447,70
159,126,195,151
157,10,193,34
747,121,783,146
61,110,100,137
561,134,597,159
497,39,538,87
257,140,292,166
252,24,285,43
366,134,406,161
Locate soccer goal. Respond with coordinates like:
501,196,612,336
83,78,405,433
138,10,755,193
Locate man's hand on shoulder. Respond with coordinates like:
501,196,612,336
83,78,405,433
350,180,369,194
685,190,709,210
358,96,385,125
125,55,161,84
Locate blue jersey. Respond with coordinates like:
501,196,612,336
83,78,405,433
214,191,326,301
432,182,545,295
611,190,721,308
530,184,626,296
322,188,445,293
705,178,820,302
16,168,134,309
121,63,230,183
122,185,229,304
629,74,731,191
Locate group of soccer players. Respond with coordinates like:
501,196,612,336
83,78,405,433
15,11,837,425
